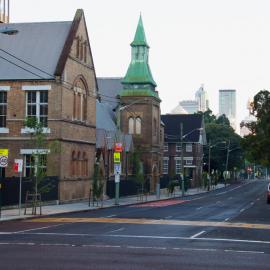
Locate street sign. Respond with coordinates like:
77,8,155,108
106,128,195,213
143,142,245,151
114,152,121,163
114,163,121,175
115,174,120,183
114,143,123,152
14,159,23,173
0,149,8,168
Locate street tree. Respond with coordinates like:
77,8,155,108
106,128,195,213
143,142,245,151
241,90,270,166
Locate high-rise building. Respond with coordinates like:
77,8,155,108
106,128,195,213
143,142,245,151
240,98,256,137
0,0,9,23
195,84,209,112
219,89,236,129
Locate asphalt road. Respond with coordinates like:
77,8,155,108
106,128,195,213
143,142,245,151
0,179,270,270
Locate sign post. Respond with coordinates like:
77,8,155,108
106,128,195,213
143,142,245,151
14,159,23,215
0,149,8,219
114,144,122,205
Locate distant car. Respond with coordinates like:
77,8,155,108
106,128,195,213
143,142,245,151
267,184,270,204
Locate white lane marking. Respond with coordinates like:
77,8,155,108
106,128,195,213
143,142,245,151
0,242,265,255
190,231,206,239
16,232,270,245
216,185,243,196
108,227,125,233
83,244,121,248
127,245,166,250
225,218,230,222
224,249,264,254
181,247,217,252
240,208,245,213
13,223,66,234
196,207,203,210
106,215,116,218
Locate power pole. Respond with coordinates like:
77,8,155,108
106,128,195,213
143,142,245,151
180,123,184,197
208,140,211,191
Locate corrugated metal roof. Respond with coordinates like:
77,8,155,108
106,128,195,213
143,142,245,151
0,21,71,80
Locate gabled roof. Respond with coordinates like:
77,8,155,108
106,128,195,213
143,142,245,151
97,77,122,109
96,100,117,131
0,21,71,80
161,114,205,143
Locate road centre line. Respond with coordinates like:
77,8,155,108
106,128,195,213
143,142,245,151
0,241,265,254
5,232,270,246
224,249,264,254
27,217,270,230
190,231,206,239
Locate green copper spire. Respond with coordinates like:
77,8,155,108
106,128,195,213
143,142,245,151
130,14,149,48
121,15,158,98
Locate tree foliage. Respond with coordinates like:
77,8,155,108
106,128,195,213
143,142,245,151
241,90,270,166
197,110,243,172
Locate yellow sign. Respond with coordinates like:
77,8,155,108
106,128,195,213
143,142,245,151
0,149,8,156
114,152,121,163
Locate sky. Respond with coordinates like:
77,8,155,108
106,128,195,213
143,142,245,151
9,0,270,127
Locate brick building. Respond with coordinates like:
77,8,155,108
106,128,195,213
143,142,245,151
161,114,206,187
119,16,163,192
0,9,97,201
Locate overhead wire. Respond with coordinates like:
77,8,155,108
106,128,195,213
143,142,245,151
0,47,120,101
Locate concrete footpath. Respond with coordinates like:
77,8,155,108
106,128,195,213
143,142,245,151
0,184,227,222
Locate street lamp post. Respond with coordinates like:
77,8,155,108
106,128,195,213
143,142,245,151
114,98,147,205
180,124,203,197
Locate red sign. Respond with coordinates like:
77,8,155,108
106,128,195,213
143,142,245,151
114,143,123,152
13,162,19,173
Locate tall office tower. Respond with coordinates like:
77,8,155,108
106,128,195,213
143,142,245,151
219,89,236,130
195,84,209,112
0,0,9,23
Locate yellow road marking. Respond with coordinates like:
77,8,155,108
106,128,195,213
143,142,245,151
27,217,270,230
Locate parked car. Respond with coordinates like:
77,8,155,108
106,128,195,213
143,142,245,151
267,183,270,204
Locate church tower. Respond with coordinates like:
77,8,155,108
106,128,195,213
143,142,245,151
120,15,162,192
0,0,10,23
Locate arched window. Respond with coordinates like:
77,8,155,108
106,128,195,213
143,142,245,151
71,151,76,176
77,151,81,176
73,78,88,121
135,117,141,134
128,117,134,134
82,152,88,176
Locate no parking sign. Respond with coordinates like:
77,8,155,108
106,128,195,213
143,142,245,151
0,149,8,168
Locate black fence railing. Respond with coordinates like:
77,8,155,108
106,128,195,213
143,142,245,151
0,176,59,206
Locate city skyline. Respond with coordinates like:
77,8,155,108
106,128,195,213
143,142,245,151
9,0,270,124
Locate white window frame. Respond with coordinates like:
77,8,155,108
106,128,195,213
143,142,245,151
163,157,169,175
163,143,168,152
21,90,50,134
175,158,182,175
176,143,182,152
186,143,192,152
185,159,193,165
0,90,8,132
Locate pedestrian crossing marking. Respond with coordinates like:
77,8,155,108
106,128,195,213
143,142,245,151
27,217,270,230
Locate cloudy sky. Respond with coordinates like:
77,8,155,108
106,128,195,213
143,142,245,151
10,0,270,126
